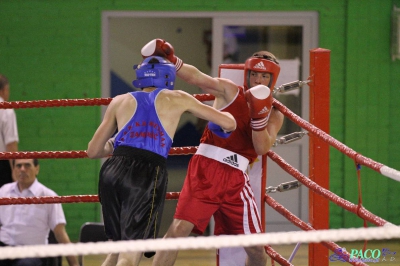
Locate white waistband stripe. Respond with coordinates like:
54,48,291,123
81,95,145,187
196,143,249,172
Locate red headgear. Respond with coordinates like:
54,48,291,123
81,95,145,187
244,55,280,91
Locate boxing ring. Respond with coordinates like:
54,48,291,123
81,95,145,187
0,48,400,266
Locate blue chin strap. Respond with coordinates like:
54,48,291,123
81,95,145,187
132,56,176,90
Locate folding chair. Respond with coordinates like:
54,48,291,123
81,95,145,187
78,222,108,266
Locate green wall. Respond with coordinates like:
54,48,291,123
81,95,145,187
1,0,400,241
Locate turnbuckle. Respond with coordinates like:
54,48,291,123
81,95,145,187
273,131,307,147
266,180,302,194
273,80,310,94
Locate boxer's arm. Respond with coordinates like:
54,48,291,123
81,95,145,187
207,121,233,138
141,39,237,99
176,90,236,133
178,63,238,101
87,98,119,158
252,108,284,155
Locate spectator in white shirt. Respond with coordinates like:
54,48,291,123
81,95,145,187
0,158,78,266
0,74,19,187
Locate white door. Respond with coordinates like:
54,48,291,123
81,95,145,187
213,13,318,232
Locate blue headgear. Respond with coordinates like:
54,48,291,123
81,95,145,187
132,56,176,90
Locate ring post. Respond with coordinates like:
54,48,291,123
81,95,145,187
308,48,330,266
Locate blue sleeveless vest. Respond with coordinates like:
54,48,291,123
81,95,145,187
113,88,173,158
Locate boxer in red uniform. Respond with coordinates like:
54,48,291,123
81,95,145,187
141,39,284,266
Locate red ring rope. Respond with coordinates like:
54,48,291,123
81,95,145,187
0,146,198,159
0,98,112,109
265,194,368,266
0,192,180,205
272,99,384,172
267,150,387,226
0,94,214,109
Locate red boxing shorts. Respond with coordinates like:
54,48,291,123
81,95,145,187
174,153,262,236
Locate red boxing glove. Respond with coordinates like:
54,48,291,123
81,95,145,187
141,39,183,71
245,85,273,131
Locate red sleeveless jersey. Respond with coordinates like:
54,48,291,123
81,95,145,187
200,87,258,164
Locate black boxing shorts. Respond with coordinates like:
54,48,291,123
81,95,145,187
98,146,168,250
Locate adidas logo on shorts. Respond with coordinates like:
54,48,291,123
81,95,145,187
253,62,266,70
223,154,239,168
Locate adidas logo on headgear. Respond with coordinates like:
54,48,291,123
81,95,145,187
253,62,266,70
223,154,239,167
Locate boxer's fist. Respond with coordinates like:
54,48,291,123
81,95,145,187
245,85,273,131
208,121,232,138
141,39,183,71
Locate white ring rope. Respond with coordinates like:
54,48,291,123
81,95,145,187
0,225,399,260
379,166,400,182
